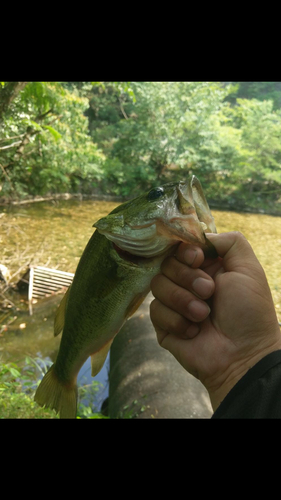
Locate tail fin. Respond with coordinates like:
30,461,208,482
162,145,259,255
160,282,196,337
34,365,77,419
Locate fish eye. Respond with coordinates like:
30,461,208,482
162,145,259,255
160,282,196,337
147,186,165,201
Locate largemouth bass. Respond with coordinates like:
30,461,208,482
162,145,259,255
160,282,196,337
35,175,217,418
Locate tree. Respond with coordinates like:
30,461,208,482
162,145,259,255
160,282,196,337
84,81,281,212
0,82,106,198
1,81,281,213
86,81,243,196
229,98,281,195
0,82,28,123
0,81,136,200
223,82,281,110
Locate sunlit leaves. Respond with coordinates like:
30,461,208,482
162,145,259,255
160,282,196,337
42,125,62,141
1,81,281,212
0,82,108,198
86,81,281,210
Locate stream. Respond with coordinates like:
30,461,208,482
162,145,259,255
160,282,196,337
1,197,281,413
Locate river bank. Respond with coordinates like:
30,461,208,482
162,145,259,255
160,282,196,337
0,192,124,206
1,191,281,216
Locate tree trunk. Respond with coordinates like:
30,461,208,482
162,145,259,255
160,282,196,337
0,82,28,123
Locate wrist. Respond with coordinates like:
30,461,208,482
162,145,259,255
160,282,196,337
208,337,281,412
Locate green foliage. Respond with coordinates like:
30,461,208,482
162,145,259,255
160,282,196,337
42,124,62,141
0,82,107,199
225,81,281,110
87,82,236,194
0,357,107,418
0,359,57,418
117,399,148,418
220,98,281,206
85,81,281,211
1,81,281,213
76,375,108,418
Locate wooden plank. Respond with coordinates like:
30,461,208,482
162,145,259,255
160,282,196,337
28,267,34,303
33,277,73,287
34,266,74,277
28,265,74,309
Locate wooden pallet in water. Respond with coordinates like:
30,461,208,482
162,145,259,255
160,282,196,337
26,266,74,314
28,266,74,301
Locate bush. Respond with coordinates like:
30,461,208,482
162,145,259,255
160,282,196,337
0,358,107,419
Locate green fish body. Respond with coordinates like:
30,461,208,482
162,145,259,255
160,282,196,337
35,176,216,418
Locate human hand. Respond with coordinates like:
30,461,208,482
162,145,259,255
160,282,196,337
150,232,281,411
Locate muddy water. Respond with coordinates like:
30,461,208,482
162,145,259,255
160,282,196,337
1,199,281,408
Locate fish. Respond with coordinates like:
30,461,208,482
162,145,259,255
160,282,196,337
34,175,217,418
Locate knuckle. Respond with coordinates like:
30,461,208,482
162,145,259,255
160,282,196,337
170,285,187,308
162,256,192,288
232,230,246,242
170,314,187,334
231,230,252,253
177,265,191,286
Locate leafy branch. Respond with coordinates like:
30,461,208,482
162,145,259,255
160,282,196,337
0,82,28,123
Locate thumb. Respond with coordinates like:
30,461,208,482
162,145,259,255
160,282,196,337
206,231,260,274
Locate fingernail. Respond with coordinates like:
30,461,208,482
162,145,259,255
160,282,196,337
184,248,197,266
188,300,210,320
192,277,214,297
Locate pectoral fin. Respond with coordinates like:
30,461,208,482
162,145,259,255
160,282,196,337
125,293,147,319
54,286,71,337
91,339,113,377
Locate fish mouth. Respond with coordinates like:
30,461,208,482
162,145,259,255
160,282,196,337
152,177,217,257
110,215,206,261
115,177,216,257
95,176,217,260
154,179,211,248
106,222,167,257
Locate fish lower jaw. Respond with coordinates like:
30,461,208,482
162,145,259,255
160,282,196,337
157,217,206,246
112,242,176,263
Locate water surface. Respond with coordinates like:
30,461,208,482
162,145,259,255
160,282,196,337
1,199,281,409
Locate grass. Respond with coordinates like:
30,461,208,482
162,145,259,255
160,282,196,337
0,357,108,419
